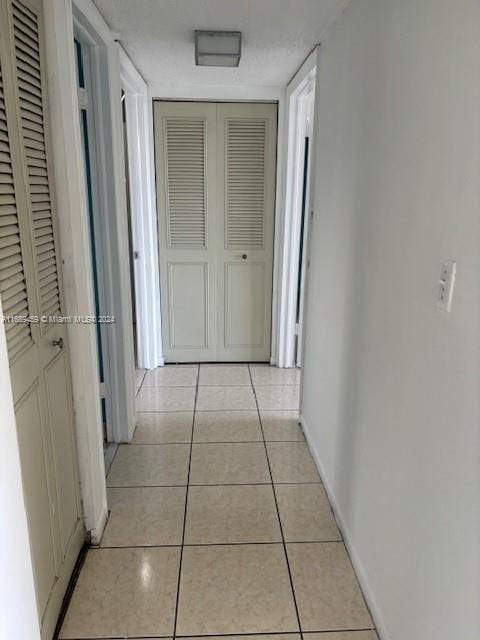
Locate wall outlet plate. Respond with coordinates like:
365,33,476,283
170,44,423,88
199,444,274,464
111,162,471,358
437,260,456,313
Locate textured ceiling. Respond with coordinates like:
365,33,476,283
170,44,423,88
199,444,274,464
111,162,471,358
93,0,350,87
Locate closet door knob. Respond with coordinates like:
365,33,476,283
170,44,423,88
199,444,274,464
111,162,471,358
242,254,248,260
52,337,64,349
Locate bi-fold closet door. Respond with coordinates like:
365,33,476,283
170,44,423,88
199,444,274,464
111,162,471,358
155,101,277,362
0,1,83,638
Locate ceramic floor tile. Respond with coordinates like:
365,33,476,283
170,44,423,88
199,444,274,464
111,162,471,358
132,412,193,444
199,364,251,386
193,411,262,442
196,385,257,411
256,386,300,410
59,547,180,638
101,487,186,547
267,442,320,483
261,411,304,441
107,444,190,487
189,443,271,485
275,484,341,542
182,636,300,640
136,386,196,412
250,365,301,386
185,485,281,544
176,544,299,635
287,543,373,632
143,365,198,387
304,633,377,640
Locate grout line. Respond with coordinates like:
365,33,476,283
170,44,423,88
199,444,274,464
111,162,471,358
128,439,305,446
135,368,147,397
105,481,323,489
247,364,304,639
115,441,308,447
95,540,344,550
62,630,375,640
172,364,199,640
175,631,376,638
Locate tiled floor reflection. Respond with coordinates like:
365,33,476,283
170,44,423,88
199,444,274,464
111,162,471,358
59,364,376,640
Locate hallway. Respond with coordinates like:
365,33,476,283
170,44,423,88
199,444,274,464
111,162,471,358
59,364,376,639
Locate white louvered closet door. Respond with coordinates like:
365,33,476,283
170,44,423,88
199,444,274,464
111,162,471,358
155,101,277,362
0,2,83,638
216,103,277,361
155,102,218,361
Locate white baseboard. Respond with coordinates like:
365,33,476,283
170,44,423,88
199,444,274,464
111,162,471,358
299,413,389,640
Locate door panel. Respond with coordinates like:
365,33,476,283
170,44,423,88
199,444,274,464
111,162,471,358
15,383,57,619
155,102,217,361
155,101,277,362
168,261,210,349
0,1,84,638
44,351,82,556
217,103,277,361
224,261,265,348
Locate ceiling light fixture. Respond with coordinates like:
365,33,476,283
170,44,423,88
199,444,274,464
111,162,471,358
194,30,242,67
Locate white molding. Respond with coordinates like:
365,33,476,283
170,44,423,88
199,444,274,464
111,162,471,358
300,413,387,640
276,48,317,368
73,0,136,442
148,82,286,366
42,0,107,537
148,81,284,103
120,47,163,370
89,502,109,546
72,0,115,45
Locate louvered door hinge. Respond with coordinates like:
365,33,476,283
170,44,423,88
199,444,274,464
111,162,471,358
294,323,300,336
78,87,88,110
99,382,106,399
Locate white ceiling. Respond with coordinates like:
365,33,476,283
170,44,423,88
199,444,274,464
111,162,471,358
93,0,350,87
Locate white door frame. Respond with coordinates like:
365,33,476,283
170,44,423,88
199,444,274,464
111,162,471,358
147,82,286,365
119,48,163,370
276,49,317,368
42,0,108,543
72,0,136,442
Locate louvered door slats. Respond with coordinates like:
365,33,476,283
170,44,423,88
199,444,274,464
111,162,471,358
164,118,207,248
226,119,267,248
13,0,61,321
0,59,32,361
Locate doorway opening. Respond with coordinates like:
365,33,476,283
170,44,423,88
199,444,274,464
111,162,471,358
74,35,117,468
277,57,316,368
153,100,278,363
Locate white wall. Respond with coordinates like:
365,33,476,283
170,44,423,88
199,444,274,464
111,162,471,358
301,2,480,640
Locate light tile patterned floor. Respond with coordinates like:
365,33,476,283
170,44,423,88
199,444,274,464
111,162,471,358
59,364,377,640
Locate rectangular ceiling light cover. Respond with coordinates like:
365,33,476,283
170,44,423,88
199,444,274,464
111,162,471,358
195,30,241,67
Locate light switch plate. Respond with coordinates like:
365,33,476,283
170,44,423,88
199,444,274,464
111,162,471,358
437,260,456,312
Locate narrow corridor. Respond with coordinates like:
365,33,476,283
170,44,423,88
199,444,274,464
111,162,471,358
59,364,377,639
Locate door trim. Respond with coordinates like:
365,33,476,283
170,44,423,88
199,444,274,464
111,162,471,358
154,100,277,363
276,48,317,368
148,81,286,366
152,96,283,364
73,4,136,443
119,48,164,370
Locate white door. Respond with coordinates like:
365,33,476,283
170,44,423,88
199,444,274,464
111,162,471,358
154,101,277,362
0,2,84,639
